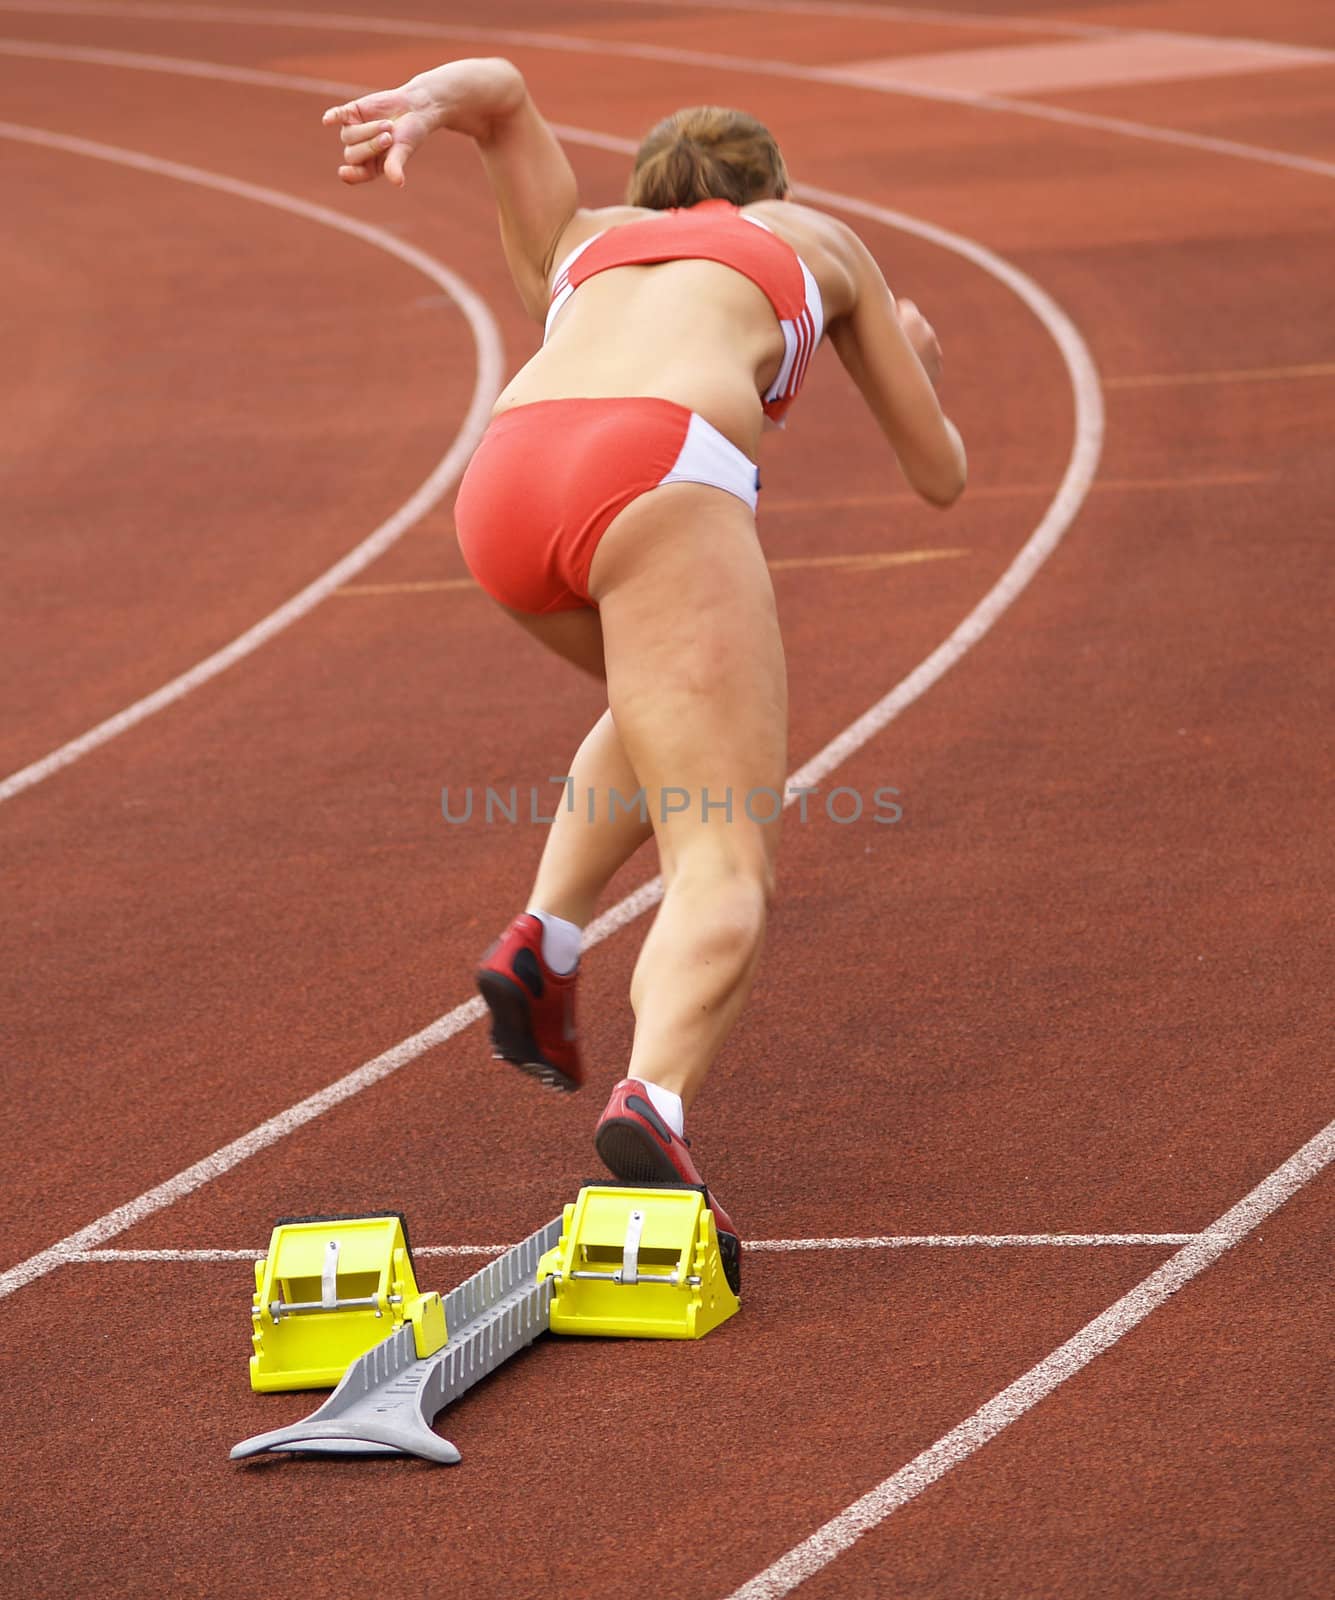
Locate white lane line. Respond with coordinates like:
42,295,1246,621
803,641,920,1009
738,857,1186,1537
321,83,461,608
67,1233,1209,1264
0,35,353,92
12,0,1335,58
1106,361,1335,389
70,1248,261,1262
618,0,1335,61
618,0,1120,39
747,1233,1207,1250
782,175,1102,802
0,50,1101,1301
0,996,486,1297
724,1118,1335,1599
2,3,1331,180
0,123,504,806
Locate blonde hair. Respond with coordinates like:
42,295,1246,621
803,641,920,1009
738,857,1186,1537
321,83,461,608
627,106,789,210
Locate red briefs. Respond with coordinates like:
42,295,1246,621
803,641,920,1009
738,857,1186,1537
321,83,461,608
454,397,760,615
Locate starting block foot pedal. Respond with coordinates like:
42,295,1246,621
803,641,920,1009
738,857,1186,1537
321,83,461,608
576,1177,739,1299
247,1211,446,1391
538,1185,740,1339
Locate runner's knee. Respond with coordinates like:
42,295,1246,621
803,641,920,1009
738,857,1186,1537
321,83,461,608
665,851,771,963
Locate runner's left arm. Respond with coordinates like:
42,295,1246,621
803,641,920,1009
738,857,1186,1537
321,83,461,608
323,59,580,321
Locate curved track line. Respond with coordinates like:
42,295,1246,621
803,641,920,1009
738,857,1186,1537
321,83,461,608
0,46,1101,1300
0,123,505,806
625,0,1335,60
785,178,1103,798
11,0,1335,57
725,1119,1335,1599
626,0,1129,39
576,169,1105,942
3,2,1332,180
0,35,354,94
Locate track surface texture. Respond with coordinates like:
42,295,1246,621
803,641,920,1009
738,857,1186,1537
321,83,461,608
2,3,1331,1597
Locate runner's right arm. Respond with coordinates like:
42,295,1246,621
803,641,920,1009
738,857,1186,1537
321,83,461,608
323,58,582,321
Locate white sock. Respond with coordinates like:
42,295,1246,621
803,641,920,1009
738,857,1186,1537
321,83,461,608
527,908,582,975
639,1080,685,1139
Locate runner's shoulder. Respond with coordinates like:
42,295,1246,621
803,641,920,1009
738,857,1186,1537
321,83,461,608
550,204,650,268
741,200,863,317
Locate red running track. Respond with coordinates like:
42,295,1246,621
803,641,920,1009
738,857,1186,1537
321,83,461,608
1,3,1331,1596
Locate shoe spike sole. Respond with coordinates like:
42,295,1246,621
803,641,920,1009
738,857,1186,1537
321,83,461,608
476,969,580,1093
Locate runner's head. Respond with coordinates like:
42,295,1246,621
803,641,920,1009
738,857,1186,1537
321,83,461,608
627,107,790,208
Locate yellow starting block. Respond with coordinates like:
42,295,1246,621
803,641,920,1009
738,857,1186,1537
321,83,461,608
248,1212,446,1391
537,1185,739,1340
233,1188,740,1465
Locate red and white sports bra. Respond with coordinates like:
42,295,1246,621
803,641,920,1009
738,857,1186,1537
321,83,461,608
545,199,825,425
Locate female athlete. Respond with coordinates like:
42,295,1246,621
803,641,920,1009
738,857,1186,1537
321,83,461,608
323,59,966,1271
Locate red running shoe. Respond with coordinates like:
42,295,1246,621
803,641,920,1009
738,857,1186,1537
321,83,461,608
594,1077,741,1292
475,913,582,1092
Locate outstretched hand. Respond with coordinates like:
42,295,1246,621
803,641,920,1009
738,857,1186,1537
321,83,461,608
321,87,433,187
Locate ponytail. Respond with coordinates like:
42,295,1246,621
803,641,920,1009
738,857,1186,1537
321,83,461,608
628,107,789,210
